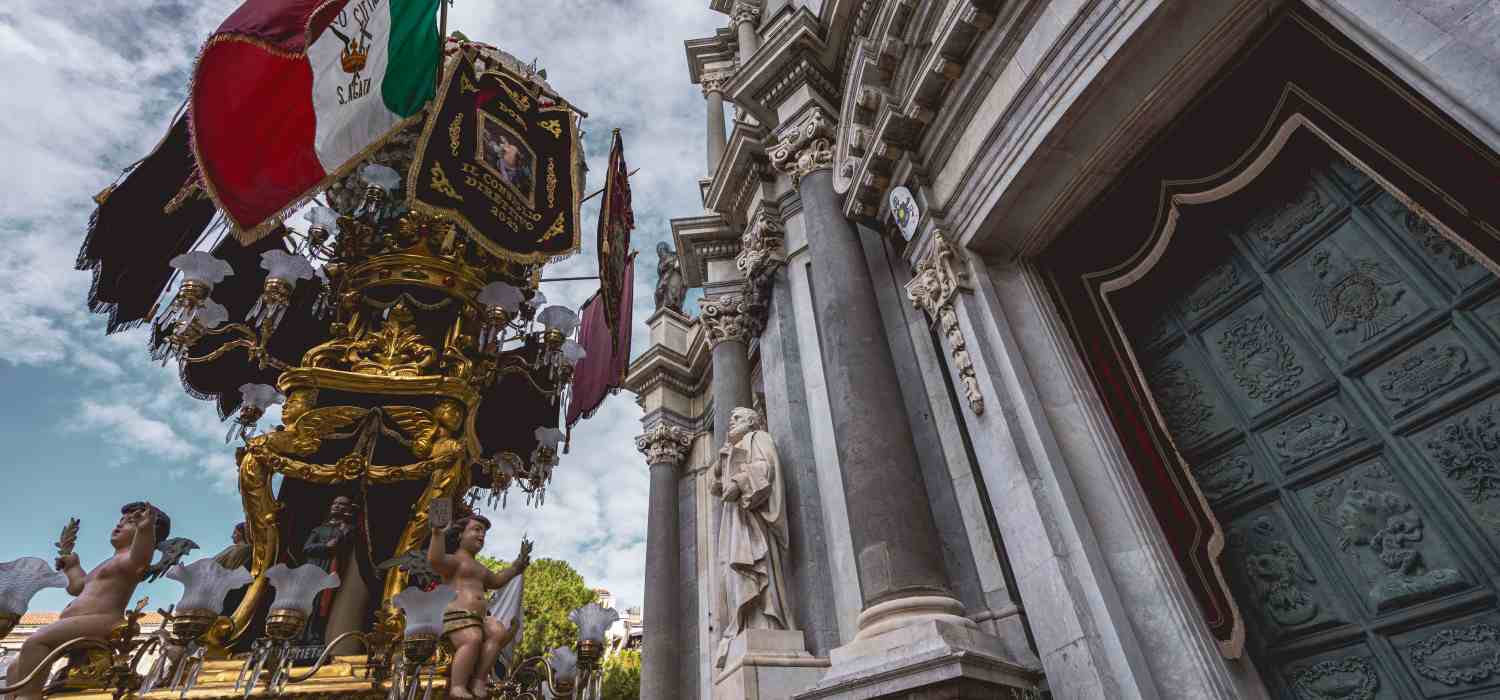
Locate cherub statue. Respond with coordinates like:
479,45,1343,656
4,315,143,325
5,503,168,700
427,513,531,699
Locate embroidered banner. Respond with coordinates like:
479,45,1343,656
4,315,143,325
408,52,583,264
596,129,635,350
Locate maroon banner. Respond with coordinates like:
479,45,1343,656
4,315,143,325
596,130,635,352
566,254,635,428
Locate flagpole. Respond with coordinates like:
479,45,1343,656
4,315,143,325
436,0,449,88
579,168,640,204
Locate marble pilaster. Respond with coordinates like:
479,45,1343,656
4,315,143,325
704,71,732,175
699,294,756,446
730,1,762,64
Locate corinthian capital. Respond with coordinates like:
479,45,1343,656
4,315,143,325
636,423,695,467
730,0,762,29
701,69,734,98
734,208,786,279
699,295,754,347
769,109,836,187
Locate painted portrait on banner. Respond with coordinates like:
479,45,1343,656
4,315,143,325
478,113,536,203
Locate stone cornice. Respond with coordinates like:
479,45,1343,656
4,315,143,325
635,423,696,468
626,311,711,408
769,107,836,187
723,8,835,126
685,27,739,87
704,123,771,222
670,213,739,288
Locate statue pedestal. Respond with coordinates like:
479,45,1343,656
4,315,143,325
793,619,1042,699
713,629,828,700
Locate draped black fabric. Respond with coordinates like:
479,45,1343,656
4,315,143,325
77,114,216,333
153,228,332,418
474,339,560,487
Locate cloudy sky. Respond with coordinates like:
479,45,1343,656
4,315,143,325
0,0,722,614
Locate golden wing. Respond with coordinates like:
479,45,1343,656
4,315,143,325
383,406,439,457
271,406,370,456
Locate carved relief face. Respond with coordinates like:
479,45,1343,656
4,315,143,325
232,523,247,545
110,509,150,549
728,408,761,440
283,390,316,424
328,496,358,526
434,401,465,432
459,518,487,554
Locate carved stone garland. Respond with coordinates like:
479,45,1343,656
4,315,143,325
635,423,695,467
700,295,755,347
905,233,984,415
769,108,835,186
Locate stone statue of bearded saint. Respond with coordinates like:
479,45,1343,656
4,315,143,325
712,407,794,665
655,242,687,313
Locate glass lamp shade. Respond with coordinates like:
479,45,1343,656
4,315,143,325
537,306,579,336
392,584,457,637
169,251,234,286
568,603,619,645
304,205,341,232
361,163,402,193
239,384,284,411
196,300,229,329
0,557,68,615
548,646,578,684
528,290,548,308
478,282,524,313
534,427,564,452
259,250,317,284
560,340,586,366
166,558,253,612
264,563,339,615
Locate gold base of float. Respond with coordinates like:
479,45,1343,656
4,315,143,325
50,653,456,699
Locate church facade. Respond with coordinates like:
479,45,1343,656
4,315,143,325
628,1,1500,698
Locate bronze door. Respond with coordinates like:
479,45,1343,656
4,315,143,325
1124,141,1500,699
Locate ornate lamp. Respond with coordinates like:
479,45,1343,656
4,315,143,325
558,340,586,385
519,427,565,504
0,557,68,638
158,299,229,364
160,251,234,331
478,281,524,354
357,164,402,224
569,603,618,672
237,564,339,695
544,646,578,697
537,305,579,380
248,249,317,334
154,558,253,693
304,205,341,254
390,585,455,700
228,383,284,443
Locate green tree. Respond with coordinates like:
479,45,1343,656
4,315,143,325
479,556,597,661
599,648,641,700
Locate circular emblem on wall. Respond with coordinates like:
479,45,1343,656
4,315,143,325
889,187,920,241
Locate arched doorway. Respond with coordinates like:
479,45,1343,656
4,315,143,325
1042,7,1500,697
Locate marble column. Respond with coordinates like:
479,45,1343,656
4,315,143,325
703,72,731,176
635,424,695,700
699,295,755,446
770,109,969,639
730,2,762,64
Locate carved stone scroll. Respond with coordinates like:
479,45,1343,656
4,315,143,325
905,233,983,415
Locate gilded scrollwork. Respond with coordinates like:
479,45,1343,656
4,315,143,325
905,233,983,415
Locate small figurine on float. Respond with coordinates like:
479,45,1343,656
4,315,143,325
4,502,169,700
426,504,530,699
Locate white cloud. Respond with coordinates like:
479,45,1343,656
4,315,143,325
0,1,724,612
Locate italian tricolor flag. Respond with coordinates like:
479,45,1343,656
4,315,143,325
192,0,441,240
